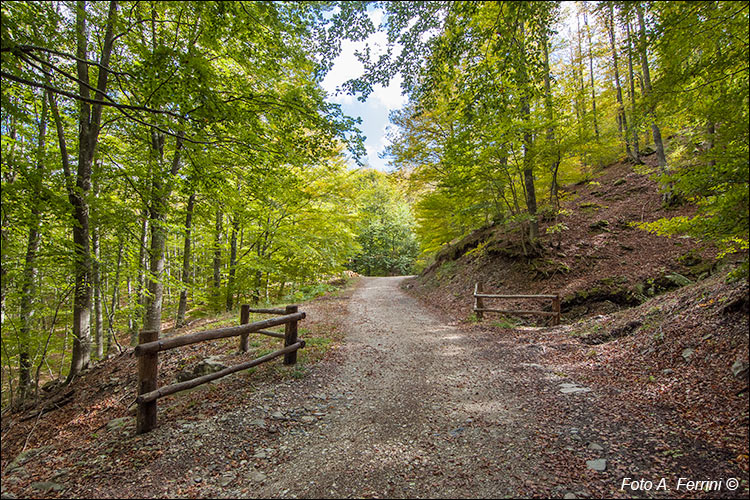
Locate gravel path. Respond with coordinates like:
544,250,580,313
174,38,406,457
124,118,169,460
256,276,538,498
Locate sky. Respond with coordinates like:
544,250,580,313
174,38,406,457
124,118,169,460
318,5,579,172
320,9,406,172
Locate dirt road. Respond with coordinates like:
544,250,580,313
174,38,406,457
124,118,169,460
5,276,745,499
256,276,538,498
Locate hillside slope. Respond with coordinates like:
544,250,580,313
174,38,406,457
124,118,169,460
406,157,750,474
412,156,721,322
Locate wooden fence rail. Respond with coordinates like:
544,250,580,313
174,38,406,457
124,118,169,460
473,282,560,325
135,304,305,434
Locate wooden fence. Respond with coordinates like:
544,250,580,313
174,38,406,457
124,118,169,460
134,304,305,433
473,282,560,326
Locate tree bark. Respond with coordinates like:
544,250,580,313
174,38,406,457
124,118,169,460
176,191,196,328
60,0,118,383
624,17,641,162
583,5,600,140
226,216,238,311
18,96,48,399
143,130,184,333
131,209,148,345
518,23,538,242
636,2,670,202
213,208,223,308
106,236,123,355
91,169,104,360
91,209,103,360
542,33,560,209
608,4,634,162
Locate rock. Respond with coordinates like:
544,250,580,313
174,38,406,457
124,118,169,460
271,411,285,420
564,494,577,499
249,419,267,429
50,468,70,480
681,348,695,362
559,383,592,394
587,442,604,451
586,459,607,471
662,369,674,375
30,481,65,492
177,356,228,382
300,416,316,423
732,359,749,378
247,469,267,483
106,417,132,432
7,446,53,472
218,475,235,487
194,357,228,377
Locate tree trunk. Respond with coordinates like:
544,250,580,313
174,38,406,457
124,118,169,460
106,236,123,355
584,5,599,140
144,129,184,333
226,216,238,311
542,34,560,209
18,94,48,399
131,210,148,345
635,2,672,204
176,191,196,328
64,1,118,382
92,211,103,360
213,208,223,308
518,23,538,242
625,17,641,162
608,4,634,161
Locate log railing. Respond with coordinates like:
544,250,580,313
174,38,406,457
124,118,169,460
135,304,305,433
473,282,560,326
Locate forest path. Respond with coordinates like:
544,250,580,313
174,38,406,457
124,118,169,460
254,276,538,498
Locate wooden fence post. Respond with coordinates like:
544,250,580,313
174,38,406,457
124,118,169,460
553,294,561,326
136,329,159,434
284,304,298,365
240,304,250,352
475,282,484,320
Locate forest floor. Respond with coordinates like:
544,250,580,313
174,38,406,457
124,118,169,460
1,275,748,499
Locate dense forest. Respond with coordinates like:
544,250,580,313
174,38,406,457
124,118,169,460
1,0,747,412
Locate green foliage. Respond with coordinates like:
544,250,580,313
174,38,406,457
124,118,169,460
348,170,419,276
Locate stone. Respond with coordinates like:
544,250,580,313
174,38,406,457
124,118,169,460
681,348,695,362
559,383,592,394
662,369,674,375
249,419,267,429
587,442,604,451
586,459,607,471
194,357,228,377
106,417,132,432
271,411,285,420
177,356,228,382
30,481,65,492
300,416,315,423
732,359,749,378
247,470,267,483
7,446,53,472
564,494,577,499
218,476,235,487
